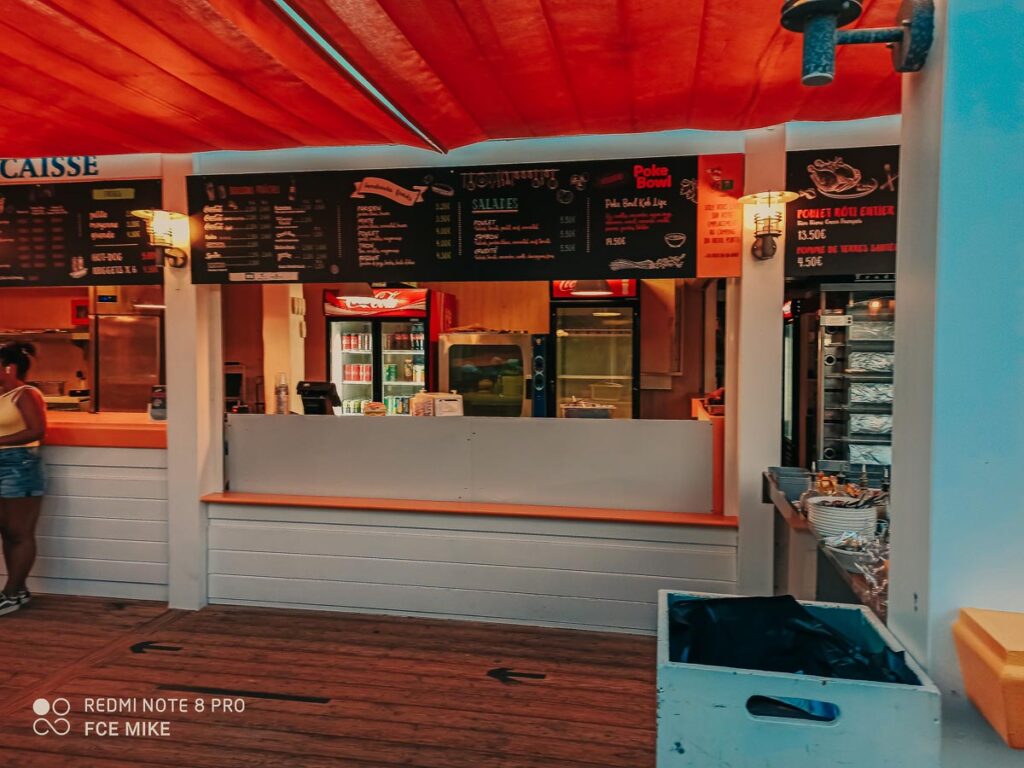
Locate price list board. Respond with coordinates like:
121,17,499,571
338,167,461,282
785,145,900,277
0,180,162,286
188,173,339,283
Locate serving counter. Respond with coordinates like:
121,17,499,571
0,412,169,601
200,414,737,633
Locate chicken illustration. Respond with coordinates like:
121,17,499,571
807,157,863,195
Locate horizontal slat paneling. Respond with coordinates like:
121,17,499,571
207,504,739,632
209,575,656,630
15,446,169,599
209,521,736,581
209,550,734,602
208,504,738,546
42,446,168,470
43,496,167,522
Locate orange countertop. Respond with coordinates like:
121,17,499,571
202,491,740,528
43,412,167,449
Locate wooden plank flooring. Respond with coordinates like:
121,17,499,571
0,595,656,767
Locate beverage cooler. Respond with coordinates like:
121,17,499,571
548,280,640,419
324,289,453,415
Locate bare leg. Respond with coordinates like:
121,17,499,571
1,496,41,594
0,499,11,586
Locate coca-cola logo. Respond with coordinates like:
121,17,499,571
556,280,577,292
342,291,403,310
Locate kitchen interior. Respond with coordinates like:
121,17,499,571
222,279,719,421
0,285,164,413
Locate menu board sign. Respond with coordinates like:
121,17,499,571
0,180,162,286
190,155,725,283
786,146,899,277
188,173,339,283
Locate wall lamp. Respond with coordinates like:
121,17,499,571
781,0,935,86
738,191,799,261
131,209,189,269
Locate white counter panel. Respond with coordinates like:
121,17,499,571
0,446,169,601
225,415,713,513
207,503,737,633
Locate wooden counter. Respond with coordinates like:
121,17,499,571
43,411,167,449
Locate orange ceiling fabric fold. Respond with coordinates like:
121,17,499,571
0,0,902,157
285,0,904,149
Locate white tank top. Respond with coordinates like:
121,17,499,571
0,386,42,448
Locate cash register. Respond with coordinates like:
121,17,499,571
297,381,341,415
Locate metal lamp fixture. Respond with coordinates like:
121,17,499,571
781,0,935,86
131,209,189,268
738,191,799,261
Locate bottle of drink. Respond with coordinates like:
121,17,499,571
275,373,289,415
859,463,870,491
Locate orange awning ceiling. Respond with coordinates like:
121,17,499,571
0,0,902,157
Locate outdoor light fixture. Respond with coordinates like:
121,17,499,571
781,0,935,86
570,280,614,297
738,191,799,261
131,209,189,268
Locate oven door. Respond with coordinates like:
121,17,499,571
439,333,531,417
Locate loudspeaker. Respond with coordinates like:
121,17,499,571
531,334,550,417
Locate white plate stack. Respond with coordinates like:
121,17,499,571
805,496,878,539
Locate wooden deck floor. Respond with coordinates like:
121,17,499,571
0,595,656,767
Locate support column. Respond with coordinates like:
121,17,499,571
261,284,306,414
726,127,787,595
164,154,223,610
889,0,1024,698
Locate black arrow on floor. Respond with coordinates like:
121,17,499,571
131,641,182,655
487,667,547,685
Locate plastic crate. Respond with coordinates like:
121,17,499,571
656,591,941,767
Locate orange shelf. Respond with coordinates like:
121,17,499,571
202,491,739,529
43,412,167,449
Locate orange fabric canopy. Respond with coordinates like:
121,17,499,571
0,0,902,156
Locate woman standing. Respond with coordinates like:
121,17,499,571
0,342,47,616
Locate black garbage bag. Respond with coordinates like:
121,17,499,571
668,595,918,685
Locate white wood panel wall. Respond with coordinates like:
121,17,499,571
0,447,169,600
207,503,737,633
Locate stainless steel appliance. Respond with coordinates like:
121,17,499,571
439,332,531,417
91,285,164,413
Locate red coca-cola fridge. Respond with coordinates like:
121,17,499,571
324,288,454,415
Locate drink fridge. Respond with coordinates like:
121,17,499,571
324,288,454,415
548,280,640,419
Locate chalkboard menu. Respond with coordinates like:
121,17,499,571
190,155,701,283
188,173,339,283
0,180,162,286
786,146,899,277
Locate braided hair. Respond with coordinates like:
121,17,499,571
0,342,37,379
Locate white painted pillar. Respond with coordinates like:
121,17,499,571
163,154,223,610
726,127,788,595
889,0,1024,696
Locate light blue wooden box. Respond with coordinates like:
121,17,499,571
656,590,941,768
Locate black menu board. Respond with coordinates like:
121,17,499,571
786,146,899,277
188,173,339,283
0,180,162,286
339,167,460,282
188,156,700,283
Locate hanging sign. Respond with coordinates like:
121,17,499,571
785,146,899,277
696,154,745,278
0,180,163,287
189,155,708,284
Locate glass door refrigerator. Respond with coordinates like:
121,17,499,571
549,280,640,419
325,288,453,415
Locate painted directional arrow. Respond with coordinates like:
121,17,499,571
131,641,183,655
487,667,547,685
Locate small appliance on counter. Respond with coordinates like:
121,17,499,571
297,381,341,415
439,331,531,417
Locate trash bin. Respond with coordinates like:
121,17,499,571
656,591,941,768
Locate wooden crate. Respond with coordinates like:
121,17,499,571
656,591,941,767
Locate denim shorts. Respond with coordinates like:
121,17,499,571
0,448,46,498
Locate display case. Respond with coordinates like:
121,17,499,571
817,290,895,468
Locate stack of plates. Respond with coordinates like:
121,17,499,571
805,496,878,539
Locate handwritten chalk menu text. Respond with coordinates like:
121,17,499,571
786,146,899,277
340,168,459,281
0,180,161,286
188,173,339,283
187,156,701,283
